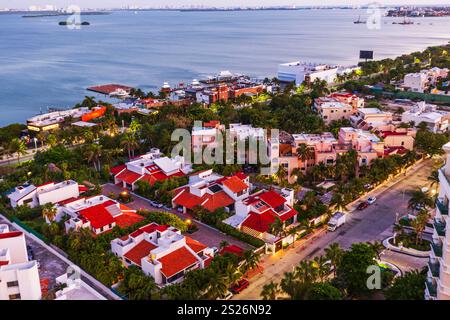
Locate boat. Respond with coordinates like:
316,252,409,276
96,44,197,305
398,16,414,25
354,15,366,24
58,21,90,26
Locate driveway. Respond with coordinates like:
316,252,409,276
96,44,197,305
102,183,253,250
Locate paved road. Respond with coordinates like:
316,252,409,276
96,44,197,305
234,158,436,300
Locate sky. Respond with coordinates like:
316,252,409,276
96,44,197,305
2,0,447,9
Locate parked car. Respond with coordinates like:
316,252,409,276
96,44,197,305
211,247,219,254
357,202,369,210
230,279,250,294
217,290,234,300
153,202,163,208
163,205,172,211
367,197,377,205
177,207,184,213
364,184,373,190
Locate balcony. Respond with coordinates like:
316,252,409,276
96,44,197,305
436,198,449,216
426,279,437,298
434,220,446,237
431,242,443,257
428,259,440,278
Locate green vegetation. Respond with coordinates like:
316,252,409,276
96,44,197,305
262,242,399,300
384,270,427,300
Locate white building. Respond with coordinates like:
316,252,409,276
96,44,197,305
426,142,450,300
111,223,214,286
277,61,339,85
350,108,394,131
112,148,192,191
62,195,142,235
0,225,41,300
403,72,429,93
223,188,298,253
54,272,107,300
401,101,450,133
7,180,81,209
172,169,250,213
404,67,449,93
229,123,265,141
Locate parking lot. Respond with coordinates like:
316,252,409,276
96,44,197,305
102,183,253,250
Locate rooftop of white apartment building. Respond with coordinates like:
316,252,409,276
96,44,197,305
357,108,392,116
292,132,337,143
339,127,381,143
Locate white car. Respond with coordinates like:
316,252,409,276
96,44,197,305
217,290,233,300
367,197,377,205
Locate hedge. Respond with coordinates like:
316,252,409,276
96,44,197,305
215,222,265,248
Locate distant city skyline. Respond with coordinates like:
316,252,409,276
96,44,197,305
1,0,448,10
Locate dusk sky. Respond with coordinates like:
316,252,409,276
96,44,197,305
2,0,447,9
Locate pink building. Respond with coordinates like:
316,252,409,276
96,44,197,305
338,127,384,166
191,121,225,152
315,93,364,124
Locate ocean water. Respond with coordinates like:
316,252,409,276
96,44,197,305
0,9,449,126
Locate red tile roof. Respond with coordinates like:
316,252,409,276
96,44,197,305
242,211,278,233
220,245,244,257
0,231,23,240
114,211,144,229
158,247,199,278
116,169,143,185
123,240,157,266
110,164,126,176
222,176,249,193
185,236,207,253
202,191,235,212
78,203,116,229
259,190,286,208
78,185,89,193
172,188,205,210
0,260,9,266
381,131,408,137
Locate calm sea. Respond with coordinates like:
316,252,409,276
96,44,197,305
0,9,449,126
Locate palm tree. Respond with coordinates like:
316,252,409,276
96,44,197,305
296,143,312,170
367,240,385,260
269,217,286,239
275,165,287,185
205,272,229,299
280,271,298,298
241,250,261,275
288,227,299,248
9,138,27,164
42,203,57,222
428,170,439,188
121,134,139,159
408,189,433,211
330,192,347,212
224,262,242,287
294,260,318,284
411,210,431,245
84,144,103,171
260,281,280,300
313,255,331,282
324,243,342,277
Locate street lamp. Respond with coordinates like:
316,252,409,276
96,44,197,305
186,219,192,225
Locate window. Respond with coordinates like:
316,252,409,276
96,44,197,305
401,141,405,146
7,281,19,288
23,198,33,205
9,293,21,300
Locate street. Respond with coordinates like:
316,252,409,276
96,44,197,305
233,158,435,300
